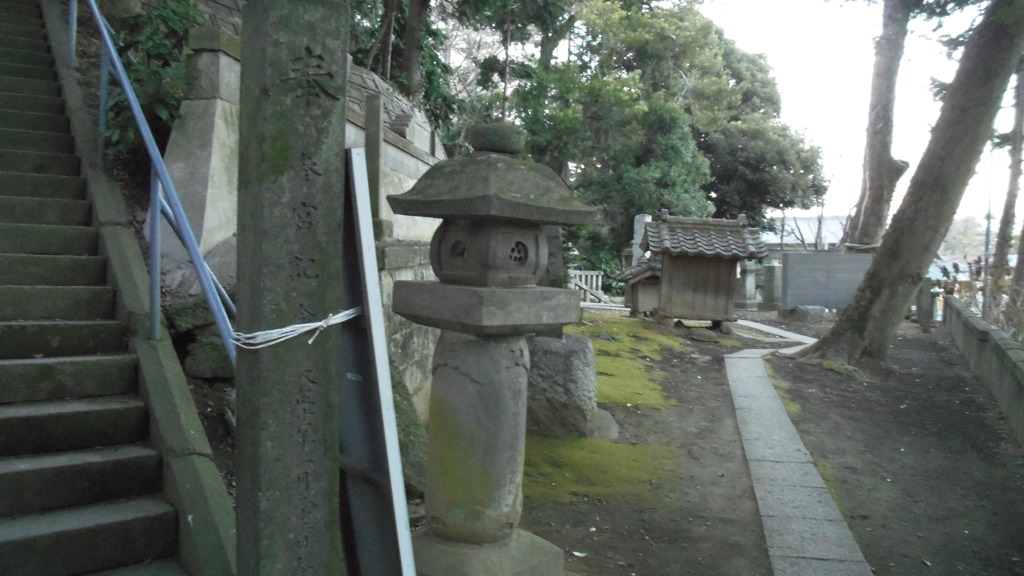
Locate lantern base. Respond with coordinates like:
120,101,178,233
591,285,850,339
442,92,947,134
392,282,581,336
412,529,564,576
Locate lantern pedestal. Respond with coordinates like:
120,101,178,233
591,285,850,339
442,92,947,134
392,282,580,335
413,529,563,576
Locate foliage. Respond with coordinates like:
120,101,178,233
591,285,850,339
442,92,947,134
939,216,987,259
105,0,203,154
349,0,828,269
350,0,462,140
700,115,827,224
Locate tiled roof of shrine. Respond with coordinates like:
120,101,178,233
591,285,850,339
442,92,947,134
641,215,767,260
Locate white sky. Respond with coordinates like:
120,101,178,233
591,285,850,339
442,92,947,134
698,0,1015,222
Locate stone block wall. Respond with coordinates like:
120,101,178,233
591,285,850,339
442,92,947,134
781,251,873,310
944,298,1024,446
377,240,439,423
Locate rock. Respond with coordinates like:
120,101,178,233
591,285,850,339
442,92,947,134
183,326,234,379
164,294,218,335
687,328,720,343
526,334,598,438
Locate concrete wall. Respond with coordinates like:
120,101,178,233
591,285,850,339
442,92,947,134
345,109,440,242
377,241,438,423
781,252,873,310
944,298,1024,446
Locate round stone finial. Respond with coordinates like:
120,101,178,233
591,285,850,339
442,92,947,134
466,122,526,154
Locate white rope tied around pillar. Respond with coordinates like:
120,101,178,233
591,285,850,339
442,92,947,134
232,306,364,350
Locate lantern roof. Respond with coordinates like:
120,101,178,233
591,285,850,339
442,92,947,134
386,123,596,226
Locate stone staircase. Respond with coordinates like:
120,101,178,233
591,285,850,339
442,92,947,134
0,1,225,574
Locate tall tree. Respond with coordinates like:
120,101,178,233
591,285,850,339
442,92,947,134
401,0,430,98
800,0,1024,364
845,0,983,247
988,57,1023,321
845,0,913,247
1006,59,1024,298
697,37,827,224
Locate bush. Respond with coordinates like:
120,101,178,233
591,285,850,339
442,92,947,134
104,0,204,155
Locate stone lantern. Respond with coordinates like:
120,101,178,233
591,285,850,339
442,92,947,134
388,123,595,576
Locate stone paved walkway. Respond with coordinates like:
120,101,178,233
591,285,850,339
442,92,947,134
726,321,873,576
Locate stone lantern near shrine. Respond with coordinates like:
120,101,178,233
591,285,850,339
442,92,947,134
389,123,595,576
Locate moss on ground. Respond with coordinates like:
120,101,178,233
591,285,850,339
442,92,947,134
566,314,686,408
765,363,801,416
523,436,681,502
822,360,867,381
814,459,847,515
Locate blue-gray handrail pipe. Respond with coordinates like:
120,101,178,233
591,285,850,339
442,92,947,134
70,0,237,364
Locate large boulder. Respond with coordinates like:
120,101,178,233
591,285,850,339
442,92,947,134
526,335,598,438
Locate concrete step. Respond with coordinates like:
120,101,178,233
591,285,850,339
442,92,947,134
0,0,44,7
0,253,105,285
0,90,62,114
0,73,58,96
0,32,47,54
0,395,146,455
0,445,160,516
0,319,124,358
0,46,52,68
0,496,177,576
0,2,41,21
0,285,115,321
0,354,136,404
0,127,75,153
0,109,69,134
0,196,90,225
0,223,97,255
84,559,189,576
0,60,54,81
0,172,85,199
0,148,78,176
0,21,44,40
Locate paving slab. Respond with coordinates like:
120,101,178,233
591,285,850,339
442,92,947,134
735,320,816,344
741,437,814,463
747,461,826,490
753,485,843,521
762,517,867,562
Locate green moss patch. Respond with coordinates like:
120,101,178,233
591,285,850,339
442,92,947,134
567,314,686,408
765,363,801,416
822,360,867,381
523,436,681,502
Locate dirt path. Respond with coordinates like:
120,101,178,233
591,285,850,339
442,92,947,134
769,321,1024,575
521,311,1024,576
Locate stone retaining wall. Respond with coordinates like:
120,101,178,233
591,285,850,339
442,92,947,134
377,240,438,423
944,297,1024,446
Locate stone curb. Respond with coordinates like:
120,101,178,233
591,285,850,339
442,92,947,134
726,321,872,576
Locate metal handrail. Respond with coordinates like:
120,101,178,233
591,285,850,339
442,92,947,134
70,0,237,364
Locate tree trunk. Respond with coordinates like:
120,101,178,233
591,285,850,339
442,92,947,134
1007,61,1024,302
989,59,1024,319
401,0,430,99
846,0,913,248
380,0,398,79
800,0,1024,364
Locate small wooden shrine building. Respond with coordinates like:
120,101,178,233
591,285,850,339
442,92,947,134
619,213,766,322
